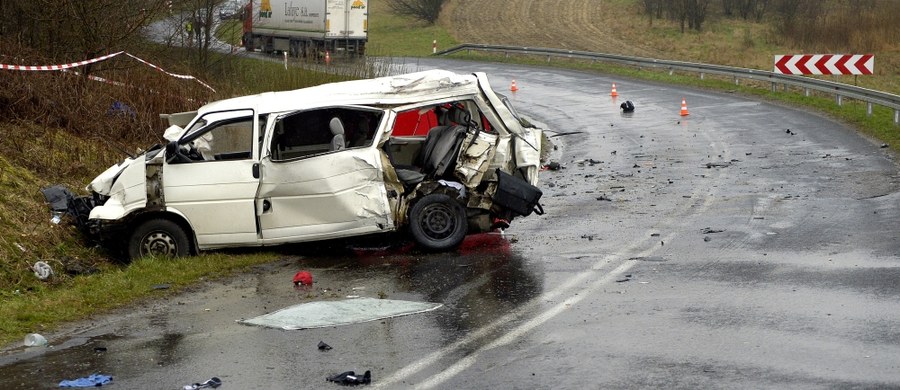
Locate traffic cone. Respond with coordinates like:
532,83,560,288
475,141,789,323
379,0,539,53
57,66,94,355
679,97,690,116
610,83,618,97
510,79,519,92
325,50,331,65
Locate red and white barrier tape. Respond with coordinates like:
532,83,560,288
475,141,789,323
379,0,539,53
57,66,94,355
1,51,215,93
0,51,124,71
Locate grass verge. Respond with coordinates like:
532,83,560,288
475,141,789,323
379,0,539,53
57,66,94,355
0,253,278,347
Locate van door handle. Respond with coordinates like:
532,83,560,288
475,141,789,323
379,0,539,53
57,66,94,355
252,163,260,178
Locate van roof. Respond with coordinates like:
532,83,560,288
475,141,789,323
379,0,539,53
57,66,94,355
198,69,482,115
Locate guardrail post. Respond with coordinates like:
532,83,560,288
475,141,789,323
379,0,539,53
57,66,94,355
547,55,551,63
700,72,705,80
836,94,843,106
771,82,776,92
895,109,899,125
804,88,810,97
734,76,740,85
867,102,873,117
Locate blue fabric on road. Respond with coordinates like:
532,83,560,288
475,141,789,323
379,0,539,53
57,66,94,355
59,373,113,387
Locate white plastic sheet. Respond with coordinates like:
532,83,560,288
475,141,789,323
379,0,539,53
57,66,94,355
239,298,442,330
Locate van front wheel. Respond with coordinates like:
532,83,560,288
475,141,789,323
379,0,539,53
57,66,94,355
128,219,190,260
409,194,467,251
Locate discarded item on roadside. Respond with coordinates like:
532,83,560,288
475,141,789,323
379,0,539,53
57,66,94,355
543,161,561,171
33,261,53,280
183,377,222,390
700,227,725,234
293,271,313,286
44,70,550,260
239,297,442,330
327,370,371,385
620,100,635,112
24,333,48,347
318,341,333,351
59,373,113,387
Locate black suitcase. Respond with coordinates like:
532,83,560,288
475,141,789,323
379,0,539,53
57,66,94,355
493,169,544,217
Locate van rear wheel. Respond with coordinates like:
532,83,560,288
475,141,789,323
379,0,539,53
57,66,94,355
409,194,467,251
128,219,190,260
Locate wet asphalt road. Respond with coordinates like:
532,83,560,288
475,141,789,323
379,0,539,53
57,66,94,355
2,58,899,389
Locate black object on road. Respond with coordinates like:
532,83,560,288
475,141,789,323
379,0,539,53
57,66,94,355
327,370,371,385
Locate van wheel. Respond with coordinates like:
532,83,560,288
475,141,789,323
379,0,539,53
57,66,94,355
409,194,467,251
128,219,190,260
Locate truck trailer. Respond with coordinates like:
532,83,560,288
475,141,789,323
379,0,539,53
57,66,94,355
241,0,367,57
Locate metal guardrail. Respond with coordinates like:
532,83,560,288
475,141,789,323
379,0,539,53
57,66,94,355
436,44,900,125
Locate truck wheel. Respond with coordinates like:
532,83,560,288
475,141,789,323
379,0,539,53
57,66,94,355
409,194,467,251
128,219,190,260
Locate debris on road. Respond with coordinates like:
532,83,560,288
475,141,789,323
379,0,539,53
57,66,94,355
543,161,561,170
596,195,612,201
705,161,734,169
293,271,313,286
616,274,632,283
327,370,371,385
700,227,725,234
24,333,47,347
620,100,635,112
59,373,113,387
549,131,584,138
240,298,442,330
182,377,221,389
318,341,333,351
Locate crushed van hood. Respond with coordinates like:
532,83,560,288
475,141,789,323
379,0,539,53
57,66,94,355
88,156,138,195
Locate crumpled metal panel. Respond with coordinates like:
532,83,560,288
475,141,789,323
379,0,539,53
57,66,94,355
455,131,498,187
258,148,391,240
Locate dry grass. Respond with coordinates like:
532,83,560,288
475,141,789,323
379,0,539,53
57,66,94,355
441,0,899,94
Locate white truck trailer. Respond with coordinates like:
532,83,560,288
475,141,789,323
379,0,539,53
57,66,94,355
241,0,367,57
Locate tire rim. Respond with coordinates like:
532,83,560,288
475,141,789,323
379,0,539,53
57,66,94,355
141,231,178,257
419,203,456,240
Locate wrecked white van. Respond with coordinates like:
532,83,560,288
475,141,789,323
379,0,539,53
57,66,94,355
45,70,547,259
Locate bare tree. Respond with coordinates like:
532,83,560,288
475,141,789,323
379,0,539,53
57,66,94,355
388,0,445,25
0,0,170,65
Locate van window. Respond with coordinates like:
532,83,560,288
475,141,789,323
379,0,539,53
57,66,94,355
181,110,254,161
271,108,382,161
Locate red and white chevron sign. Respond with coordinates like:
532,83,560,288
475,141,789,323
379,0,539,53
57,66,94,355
774,54,874,75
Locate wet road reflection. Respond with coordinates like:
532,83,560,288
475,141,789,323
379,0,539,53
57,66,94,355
0,233,543,389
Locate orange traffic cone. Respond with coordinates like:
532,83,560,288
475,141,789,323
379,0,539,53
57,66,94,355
510,79,519,92
679,97,690,116
610,83,619,97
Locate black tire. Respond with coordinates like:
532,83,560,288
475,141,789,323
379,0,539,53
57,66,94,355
128,218,190,260
409,193,467,251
